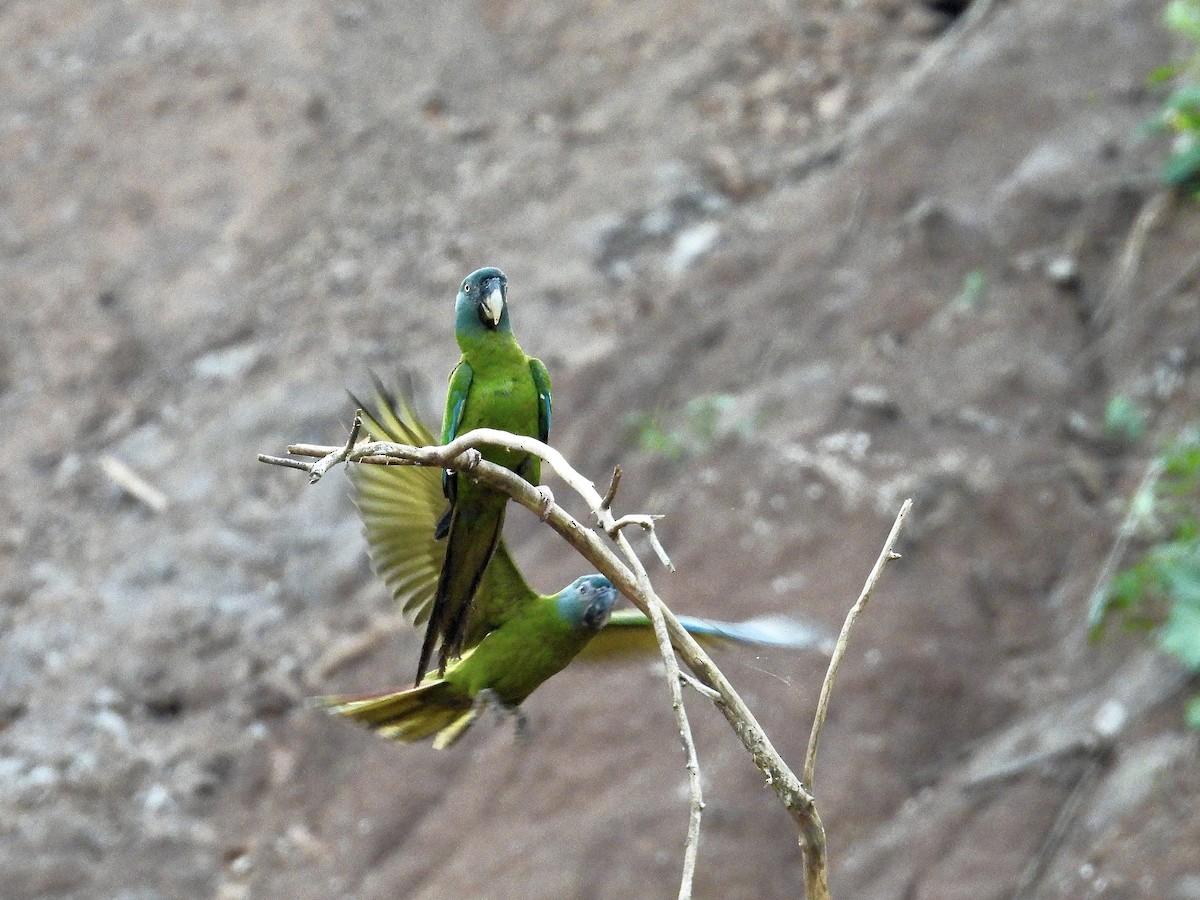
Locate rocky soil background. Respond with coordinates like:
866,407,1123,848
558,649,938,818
2,1,1200,898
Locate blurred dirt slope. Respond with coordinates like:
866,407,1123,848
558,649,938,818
2,1,1199,898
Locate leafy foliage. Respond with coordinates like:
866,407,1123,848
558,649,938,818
1151,1,1200,194
1092,427,1200,727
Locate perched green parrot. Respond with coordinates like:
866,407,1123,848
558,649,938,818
418,266,552,685
313,384,830,749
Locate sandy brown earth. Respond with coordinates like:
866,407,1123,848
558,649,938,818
3,1,1200,898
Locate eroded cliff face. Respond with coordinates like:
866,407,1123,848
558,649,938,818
2,2,1197,898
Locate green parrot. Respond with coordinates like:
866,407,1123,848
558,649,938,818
418,266,552,685
313,384,830,749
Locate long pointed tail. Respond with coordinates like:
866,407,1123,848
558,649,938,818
416,496,507,684
311,680,477,749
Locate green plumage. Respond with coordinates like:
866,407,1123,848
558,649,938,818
315,384,831,749
319,575,614,750
417,267,551,685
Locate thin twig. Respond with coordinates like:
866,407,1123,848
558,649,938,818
308,411,364,483
804,499,911,791
98,455,170,513
284,429,677,572
256,453,315,472
601,466,622,511
608,513,663,531
261,428,702,896
609,514,676,571
679,670,723,702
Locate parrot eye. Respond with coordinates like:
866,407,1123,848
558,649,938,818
462,282,471,293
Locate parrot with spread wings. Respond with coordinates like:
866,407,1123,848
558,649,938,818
311,383,830,749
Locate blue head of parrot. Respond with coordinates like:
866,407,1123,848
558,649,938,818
555,574,617,631
456,266,508,332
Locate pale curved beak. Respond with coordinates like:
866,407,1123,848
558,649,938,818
480,283,504,327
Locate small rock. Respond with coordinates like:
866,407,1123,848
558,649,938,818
1045,255,1080,289
703,146,752,200
143,782,174,815
845,385,901,420
1092,699,1127,738
92,708,131,743
192,344,262,381
667,223,720,274
816,82,850,121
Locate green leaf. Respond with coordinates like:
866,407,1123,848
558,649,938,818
1162,433,1200,485
1164,83,1200,115
1148,64,1180,85
1161,550,1200,603
1164,143,1200,192
1160,595,1200,669
1104,395,1146,442
1166,0,1200,42
1089,564,1152,637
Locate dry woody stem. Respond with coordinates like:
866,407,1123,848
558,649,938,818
804,499,911,790
260,426,910,900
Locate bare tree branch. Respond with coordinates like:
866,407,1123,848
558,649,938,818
261,426,910,899
804,499,911,790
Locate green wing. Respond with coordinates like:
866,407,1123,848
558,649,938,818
577,610,834,661
441,361,473,445
529,357,552,445
349,381,538,644
351,386,444,626
440,361,473,504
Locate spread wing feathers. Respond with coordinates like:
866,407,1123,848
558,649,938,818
348,379,536,637
311,679,477,750
578,611,835,661
349,383,444,627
